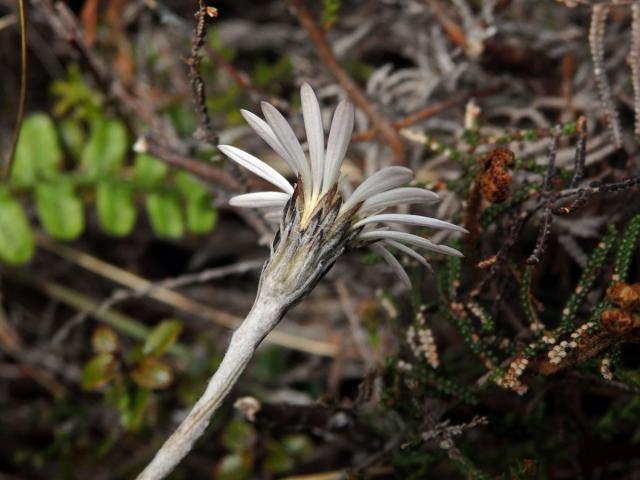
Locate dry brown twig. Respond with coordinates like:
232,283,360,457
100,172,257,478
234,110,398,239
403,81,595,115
288,0,406,164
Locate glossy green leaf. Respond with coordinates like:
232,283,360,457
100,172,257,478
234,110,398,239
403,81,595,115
133,153,168,188
145,193,184,239
131,358,173,390
81,117,128,177
0,191,35,265
12,113,62,185
142,319,183,357
35,182,84,240
81,353,117,390
96,181,137,237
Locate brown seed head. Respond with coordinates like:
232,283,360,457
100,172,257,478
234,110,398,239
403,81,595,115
478,147,515,203
600,308,640,335
606,282,640,311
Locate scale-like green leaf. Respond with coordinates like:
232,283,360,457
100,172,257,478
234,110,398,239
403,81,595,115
81,117,128,177
146,193,184,239
0,190,35,265
12,113,62,185
35,182,84,240
96,181,137,237
133,153,168,188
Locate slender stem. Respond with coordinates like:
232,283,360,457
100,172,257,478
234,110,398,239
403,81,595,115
136,289,286,480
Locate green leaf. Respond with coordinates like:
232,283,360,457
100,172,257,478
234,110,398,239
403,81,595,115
133,153,168,188
185,196,218,234
216,453,253,480
175,172,208,200
176,172,217,234
131,357,173,390
81,117,128,177
81,353,117,390
145,193,184,238
35,181,84,240
0,190,35,265
119,387,150,432
12,113,62,185
142,319,183,357
58,118,86,162
91,326,120,354
96,181,137,237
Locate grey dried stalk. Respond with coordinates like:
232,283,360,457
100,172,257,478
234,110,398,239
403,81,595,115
136,181,359,480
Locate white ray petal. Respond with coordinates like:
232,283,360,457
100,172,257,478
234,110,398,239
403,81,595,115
263,209,284,223
322,100,354,193
359,187,440,216
300,83,325,198
383,239,432,270
359,230,463,257
371,243,412,290
354,213,468,233
229,191,290,208
240,109,299,175
218,145,294,195
261,102,312,186
342,166,413,211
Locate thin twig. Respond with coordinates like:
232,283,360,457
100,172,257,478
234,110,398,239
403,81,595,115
1,0,27,179
187,0,217,144
37,236,339,358
288,0,406,164
351,87,501,144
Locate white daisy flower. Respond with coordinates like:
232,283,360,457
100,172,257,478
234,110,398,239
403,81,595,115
219,83,465,289
138,84,466,480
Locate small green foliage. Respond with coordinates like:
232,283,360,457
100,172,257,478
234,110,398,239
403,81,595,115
131,357,174,390
91,326,120,354
559,226,617,331
145,192,185,239
35,181,85,240
81,352,117,390
142,319,183,357
613,213,640,281
81,117,128,178
96,181,137,237
322,0,341,29
0,189,35,265
12,113,62,186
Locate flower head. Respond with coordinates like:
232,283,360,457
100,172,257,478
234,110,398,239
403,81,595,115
218,84,465,293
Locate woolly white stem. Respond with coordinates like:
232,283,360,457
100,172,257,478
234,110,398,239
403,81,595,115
136,288,285,480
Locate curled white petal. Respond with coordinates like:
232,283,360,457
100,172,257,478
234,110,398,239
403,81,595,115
342,166,414,212
354,213,468,233
359,187,440,216
383,239,432,269
261,102,312,186
370,243,412,290
229,191,290,209
218,145,294,195
322,100,354,193
300,83,325,199
240,109,299,175
360,230,463,257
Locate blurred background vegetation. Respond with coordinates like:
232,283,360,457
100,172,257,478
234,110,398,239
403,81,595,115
1,0,640,478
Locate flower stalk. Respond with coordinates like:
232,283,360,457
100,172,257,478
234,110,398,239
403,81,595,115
137,84,465,479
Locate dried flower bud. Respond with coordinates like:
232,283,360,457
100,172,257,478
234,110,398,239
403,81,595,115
606,282,640,310
599,307,640,334
478,148,515,203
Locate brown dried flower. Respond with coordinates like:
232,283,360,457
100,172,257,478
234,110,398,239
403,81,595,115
478,147,515,203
